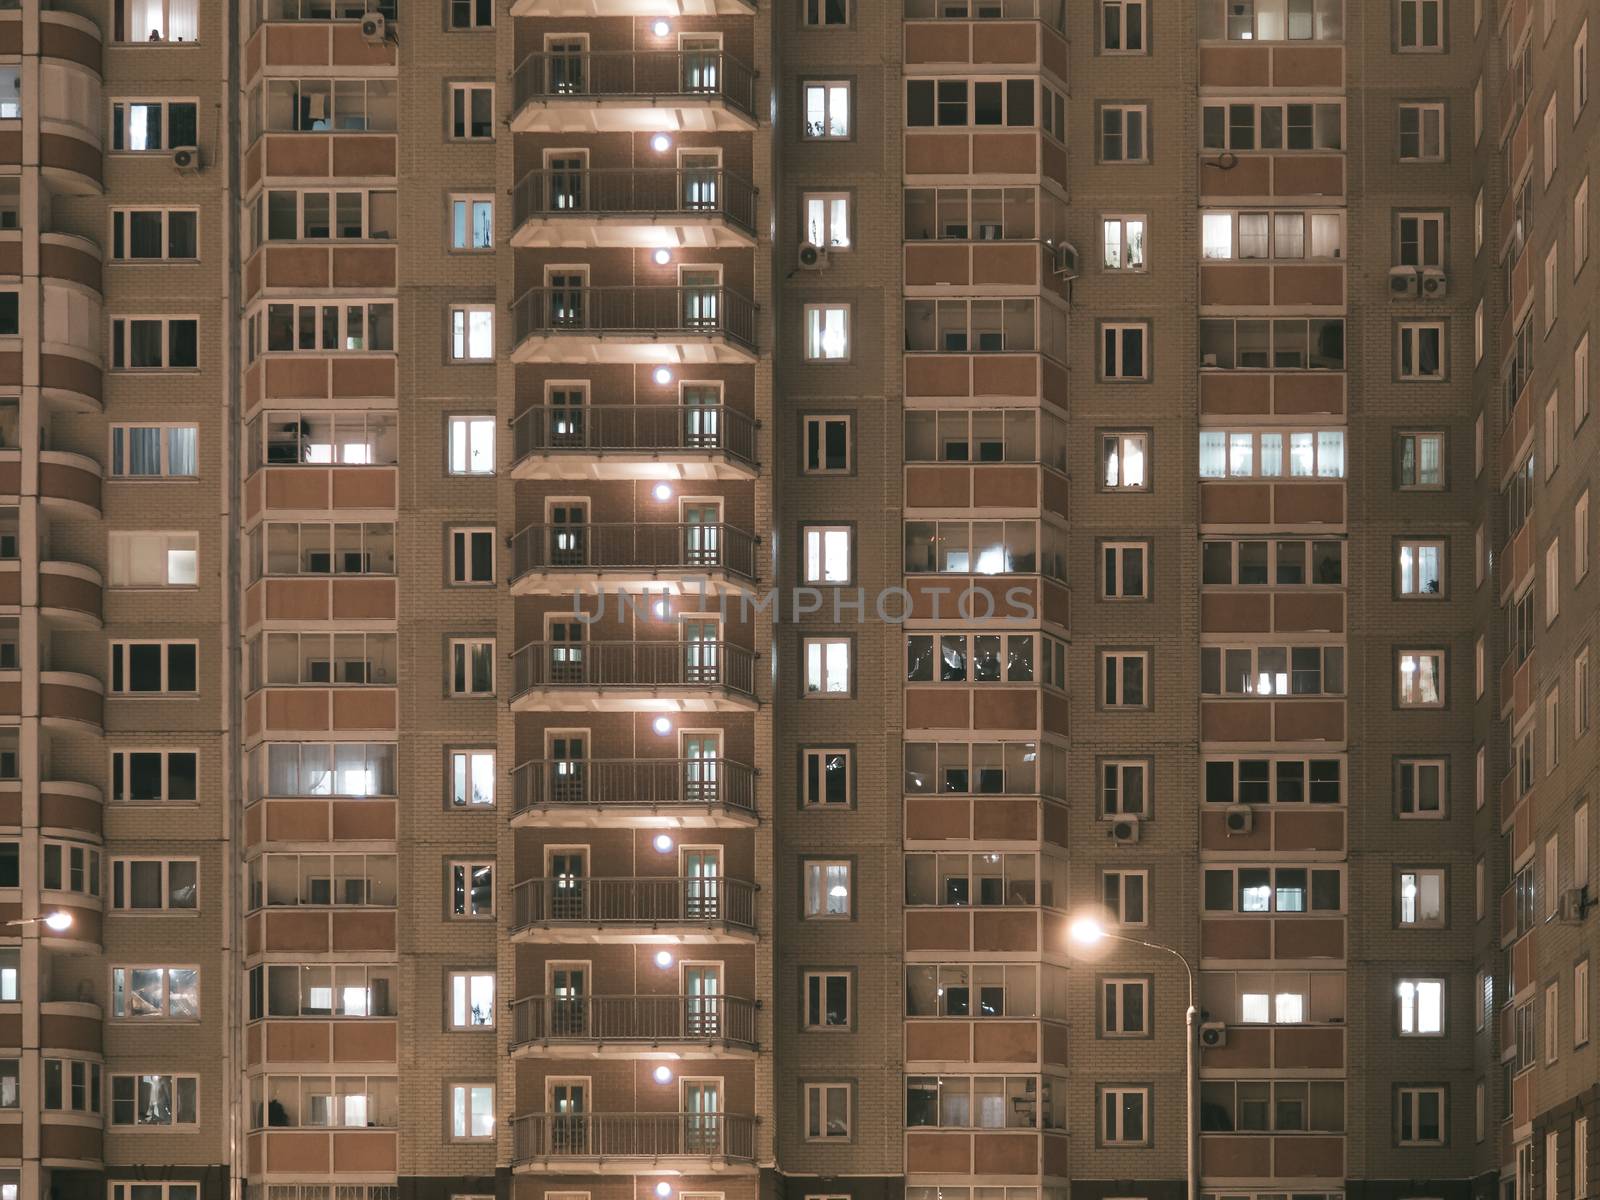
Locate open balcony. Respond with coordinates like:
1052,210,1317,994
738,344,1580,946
511,402,758,481
512,50,759,133
512,757,758,827
511,640,758,712
513,167,758,248
512,875,757,942
512,285,759,364
511,993,758,1056
510,521,759,596
512,1112,757,1172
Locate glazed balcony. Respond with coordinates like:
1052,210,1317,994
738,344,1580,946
510,520,759,595
512,1111,757,1171
511,875,757,942
0,10,104,196
511,51,759,134
510,0,754,18
511,402,758,481
511,640,758,712
511,993,758,1055
513,167,757,248
512,756,758,826
512,285,758,364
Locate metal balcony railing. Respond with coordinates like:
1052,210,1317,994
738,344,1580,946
514,50,758,117
511,522,758,581
512,403,757,465
511,640,756,698
512,993,758,1046
513,286,757,351
514,167,758,235
512,757,757,814
512,1112,757,1163
513,876,757,930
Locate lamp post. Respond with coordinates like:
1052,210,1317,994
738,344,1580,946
1071,915,1198,1200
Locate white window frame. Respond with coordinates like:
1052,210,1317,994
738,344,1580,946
449,1082,496,1140
1398,322,1445,380
1101,759,1149,817
110,208,199,261
1102,650,1149,708
804,303,851,361
109,1071,199,1127
449,860,494,919
1100,1086,1149,1145
1102,431,1149,490
1578,334,1592,428
1578,178,1591,274
803,192,851,249
110,640,198,695
110,423,199,479
1100,104,1148,162
802,80,851,139
1576,960,1591,1047
802,747,852,808
449,83,495,141
1396,1086,1445,1145
1397,650,1445,708
804,1081,852,1140
1399,868,1445,928
1546,92,1559,184
1398,0,1444,50
449,748,495,808
450,305,495,362
110,316,200,371
803,970,852,1029
1548,540,1563,624
1397,539,1444,598
802,414,852,474
1578,22,1591,120
1101,0,1147,53
1547,243,1562,332
111,1187,200,1200
1102,214,1148,271
1103,541,1149,599
111,965,200,1019
1102,976,1150,1035
1397,758,1445,818
1102,322,1149,379
1398,430,1445,489
448,970,495,1029
110,98,198,152
1399,102,1446,162
108,531,199,589
803,636,851,696
1548,981,1562,1062
1579,648,1593,737
1398,977,1445,1035
448,415,495,476
450,194,494,251
110,858,198,911
111,748,198,804
1103,868,1148,927
803,859,853,919
449,527,496,586
449,638,496,697
802,525,853,585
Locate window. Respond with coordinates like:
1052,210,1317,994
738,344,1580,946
111,641,198,695
904,519,1067,579
1548,244,1562,332
804,971,851,1027
449,639,495,696
449,750,494,808
1202,100,1344,151
1198,1079,1346,1131
1398,323,1444,379
108,531,199,589
1549,540,1563,624
802,748,851,807
1474,78,1484,144
1101,432,1149,489
1204,865,1344,913
1101,761,1149,816
1198,429,1347,478
112,966,199,1019
450,1083,495,1139
1578,802,1591,888
803,81,851,138
111,100,198,151
1102,0,1146,51
1579,22,1591,118
905,79,1065,134
111,859,197,911
447,971,494,1029
449,84,493,139
1476,859,1486,920
1100,104,1148,162
1102,215,1147,270
251,1073,397,1128
1579,493,1592,581
248,853,397,908
1200,317,1347,372
803,415,851,473
1102,324,1148,379
1202,539,1343,588
1398,541,1444,597
1200,644,1344,697
1546,93,1560,184
803,525,852,584
1397,1087,1445,1144
1398,432,1444,488
1100,1087,1148,1145
112,750,197,803
42,1058,101,1115
450,861,493,918
450,528,494,585
905,740,1064,798
1578,179,1591,272
1579,649,1592,736
1103,869,1148,926
804,860,852,917
1398,212,1445,268
1206,0,1346,41
1103,542,1148,599
1102,977,1149,1035
450,306,494,361
450,195,493,251
1398,978,1445,1035
110,1188,198,1200
1577,961,1591,1046
905,962,1044,1019
112,209,198,260
804,304,850,361
1476,637,1485,697
1475,188,1484,254
110,1073,197,1126
115,0,199,41
1204,756,1344,805
1398,103,1445,161
1397,651,1444,707
251,300,395,353
1399,869,1444,927
804,637,851,695
256,188,398,244
111,424,198,478
450,0,493,28
805,0,848,25
1579,335,1592,427
111,317,199,370
805,1082,851,1140
1475,301,1485,363
1401,761,1452,819
803,192,851,249
1201,209,1345,261
1398,0,1443,49
248,963,395,1020
448,416,495,475
1102,651,1149,708
1548,982,1563,1062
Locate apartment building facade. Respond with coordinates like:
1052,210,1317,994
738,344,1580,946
0,0,1592,1199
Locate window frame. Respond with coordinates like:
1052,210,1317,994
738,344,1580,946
110,207,200,262
1101,540,1149,599
803,303,851,362
804,1081,852,1141
110,857,199,912
1101,976,1151,1037
1101,213,1148,271
449,305,495,362
448,1081,497,1141
1100,0,1148,53
802,969,853,1030
109,1071,200,1128
448,748,496,808
448,638,496,697
801,746,853,808
1398,867,1446,929
1099,103,1149,163
448,82,495,141
110,965,200,1020
1398,102,1446,162
447,414,496,476
109,640,199,696
1397,321,1446,380
802,79,852,140
1101,649,1150,709
109,423,200,479
110,315,201,371
1397,0,1444,50
1098,1085,1150,1146
802,635,853,697
1101,322,1149,380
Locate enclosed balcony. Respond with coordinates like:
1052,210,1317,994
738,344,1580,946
511,993,758,1055
512,285,758,364
511,50,758,134
512,402,758,481
513,167,758,248
511,874,757,942
511,640,758,712
512,1111,757,1172
510,520,759,595
513,756,757,827
510,0,754,17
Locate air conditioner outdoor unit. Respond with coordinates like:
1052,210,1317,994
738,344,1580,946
171,146,200,174
1110,816,1140,845
361,12,387,41
1389,266,1419,297
1200,1021,1228,1048
1559,886,1591,922
1421,268,1448,298
797,242,829,270
1224,804,1255,835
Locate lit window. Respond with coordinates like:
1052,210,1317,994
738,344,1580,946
451,306,494,361
449,861,494,918
803,637,851,695
1397,540,1444,597
111,424,198,478
108,531,199,588
1397,651,1444,707
114,0,200,41
804,192,851,248
111,100,198,152
805,304,850,360
449,1083,495,1139
803,525,852,584
448,415,495,475
804,859,852,918
111,966,199,1019
1102,432,1148,489
1399,869,1444,927
449,972,495,1028
1398,978,1445,1034
449,749,495,807
109,1073,198,1126
803,81,851,138
450,195,494,250
1102,214,1147,270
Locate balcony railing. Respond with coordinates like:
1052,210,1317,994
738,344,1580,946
513,286,757,351
513,875,757,930
512,640,756,698
514,50,758,118
512,403,757,465
515,167,758,235
512,757,757,814
511,522,758,581
512,993,758,1047
513,1112,757,1164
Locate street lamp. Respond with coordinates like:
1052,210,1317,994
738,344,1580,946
7,912,73,933
1070,915,1198,1200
